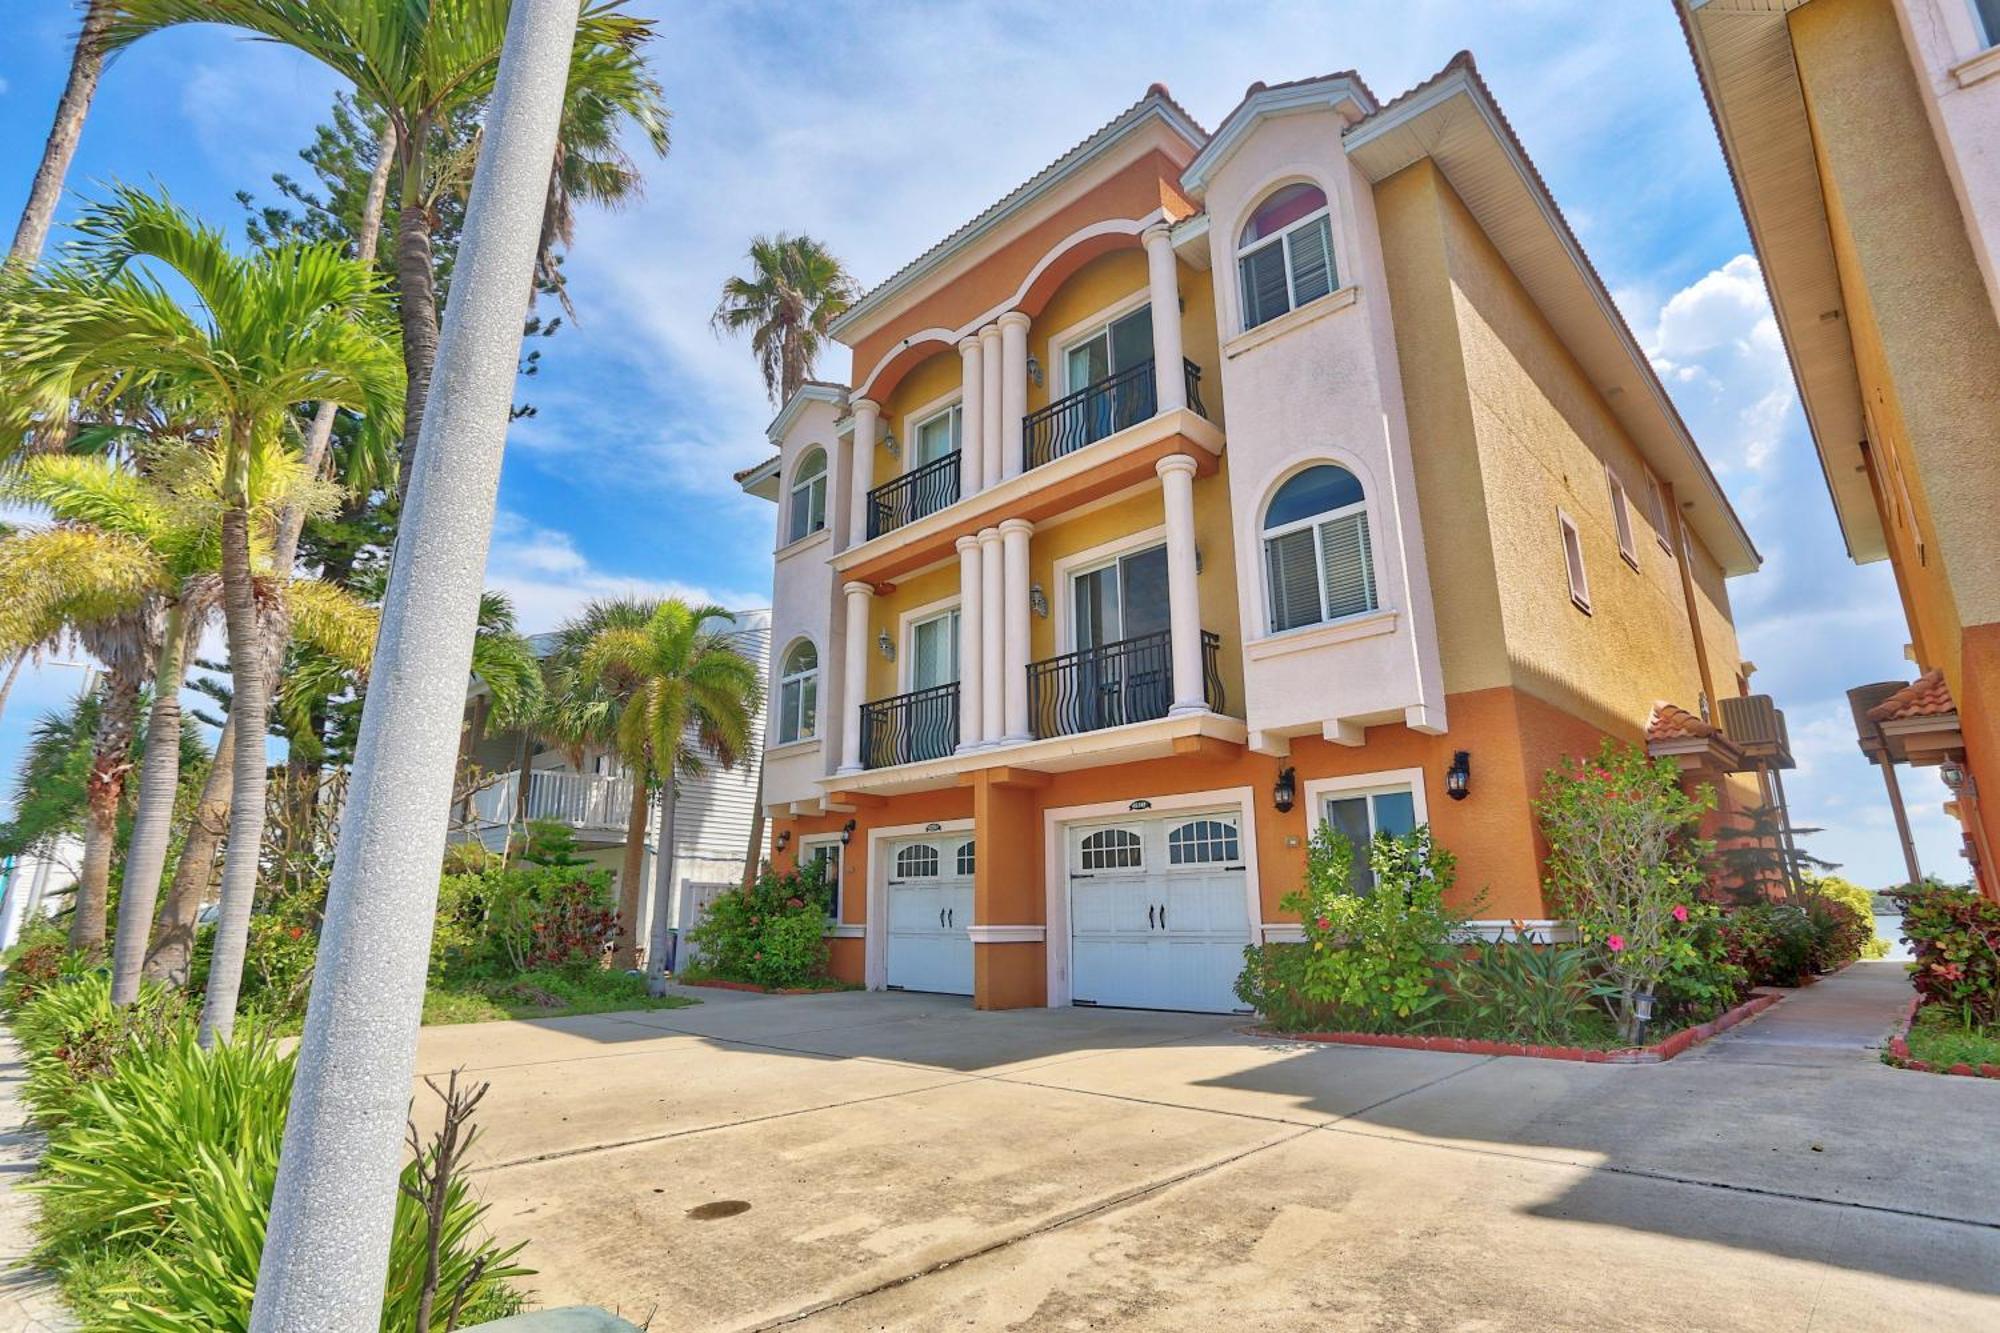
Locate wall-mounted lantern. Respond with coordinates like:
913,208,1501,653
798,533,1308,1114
1447,750,1472,802
1029,584,1049,618
774,830,792,854
1026,354,1045,388
1273,766,1296,814
877,629,895,661
881,430,900,459
840,818,857,847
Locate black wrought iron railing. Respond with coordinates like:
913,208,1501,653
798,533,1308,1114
1027,629,1223,739
866,451,960,540
1021,358,1209,472
861,682,959,768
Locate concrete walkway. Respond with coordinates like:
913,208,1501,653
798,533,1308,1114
0,1029,75,1332
418,974,2000,1332
1693,960,1915,1068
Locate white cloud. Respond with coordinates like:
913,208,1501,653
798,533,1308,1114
1639,255,1796,478
482,511,765,636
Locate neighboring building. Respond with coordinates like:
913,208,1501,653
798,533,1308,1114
1682,0,2000,896
457,611,771,952
739,55,1770,1013
0,839,81,952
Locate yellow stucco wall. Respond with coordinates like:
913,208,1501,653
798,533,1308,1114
871,347,964,492
1792,0,2000,671
862,561,960,703
1376,159,1726,737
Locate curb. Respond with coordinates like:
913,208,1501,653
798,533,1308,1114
1882,994,2000,1078
1249,991,1783,1064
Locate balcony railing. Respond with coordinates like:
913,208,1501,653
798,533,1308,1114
861,681,960,768
1028,629,1223,739
467,769,634,836
1022,357,1208,472
867,450,961,540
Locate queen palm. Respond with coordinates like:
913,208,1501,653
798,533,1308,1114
713,233,859,407
105,0,670,501
0,188,402,1044
576,599,760,990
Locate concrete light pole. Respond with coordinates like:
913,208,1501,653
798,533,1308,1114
249,0,580,1325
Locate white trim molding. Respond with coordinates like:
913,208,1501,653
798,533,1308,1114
1243,608,1398,661
1300,766,1432,831
967,924,1046,945
1222,283,1360,358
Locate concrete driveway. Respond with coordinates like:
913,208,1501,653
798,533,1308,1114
418,962,2000,1331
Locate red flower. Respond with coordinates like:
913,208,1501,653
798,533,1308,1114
286,925,304,940
1315,916,1331,932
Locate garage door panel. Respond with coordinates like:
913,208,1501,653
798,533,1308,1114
886,837,973,997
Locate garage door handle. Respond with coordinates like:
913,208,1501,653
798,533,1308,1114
1147,904,1156,929
1159,904,1167,930
948,908,955,928
938,908,945,928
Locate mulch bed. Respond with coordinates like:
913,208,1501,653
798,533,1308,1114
1883,994,2000,1079
1249,991,1783,1065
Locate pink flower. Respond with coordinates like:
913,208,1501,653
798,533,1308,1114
1315,916,1331,932
1606,934,1626,953
1672,905,1689,923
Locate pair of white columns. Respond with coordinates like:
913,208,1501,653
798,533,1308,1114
957,312,1029,500
955,520,1031,751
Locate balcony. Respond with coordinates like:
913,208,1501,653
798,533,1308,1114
464,768,635,847
867,450,961,540
861,681,960,769
1022,357,1208,472
1028,629,1223,740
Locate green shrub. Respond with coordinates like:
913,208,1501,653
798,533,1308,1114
685,862,832,990
1443,933,1608,1045
1234,823,1468,1032
1893,883,2000,1027
1651,901,1751,1024
12,973,185,1123
1802,893,1871,973
240,915,319,1017
2,933,92,1012
1719,902,1818,988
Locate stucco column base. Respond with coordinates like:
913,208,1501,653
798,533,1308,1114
974,941,1048,1010
969,769,1045,1009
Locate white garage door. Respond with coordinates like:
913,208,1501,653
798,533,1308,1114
885,835,974,996
1069,811,1251,1013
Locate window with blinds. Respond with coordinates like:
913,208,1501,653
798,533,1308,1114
1262,464,1377,633
1237,183,1337,331
788,448,827,544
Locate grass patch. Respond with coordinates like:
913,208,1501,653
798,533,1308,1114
423,965,698,1026
1904,1007,2000,1069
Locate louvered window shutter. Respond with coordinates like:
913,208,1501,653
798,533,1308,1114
1318,512,1376,619
1265,528,1323,631
1240,244,1291,329
1288,215,1335,307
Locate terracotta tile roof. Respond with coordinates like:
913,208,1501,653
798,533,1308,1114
1867,669,1956,723
1647,701,1718,743
733,453,779,483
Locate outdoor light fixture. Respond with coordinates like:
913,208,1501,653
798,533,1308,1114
882,430,899,459
1026,354,1044,387
1633,990,1656,1042
1273,766,1296,813
1029,583,1049,618
774,830,791,854
1942,758,1967,791
1194,545,1204,576
877,629,895,661
839,818,857,847
1447,750,1472,801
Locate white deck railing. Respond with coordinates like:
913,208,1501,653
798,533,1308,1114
467,769,634,837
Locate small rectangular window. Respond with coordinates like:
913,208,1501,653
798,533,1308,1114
802,841,841,919
1644,470,1671,551
1606,466,1637,567
1559,510,1591,613
1320,787,1417,895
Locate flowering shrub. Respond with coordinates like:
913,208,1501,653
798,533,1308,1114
684,863,832,990
1893,883,2000,1027
1235,823,1469,1032
242,915,319,1016
1538,740,1713,1041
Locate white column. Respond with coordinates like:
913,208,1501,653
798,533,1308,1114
1000,518,1033,743
979,324,1003,490
838,581,872,773
978,527,1005,744
956,337,984,500
847,398,880,549
999,311,1030,481
955,536,985,752
1158,455,1205,714
1142,223,1187,415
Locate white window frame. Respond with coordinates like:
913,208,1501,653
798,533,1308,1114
1046,288,1154,399
1052,524,1168,652
897,594,962,694
1301,769,1429,897
799,834,843,921
775,638,819,744
906,392,964,470
1259,468,1377,635
1974,0,1999,48
1557,509,1591,613
787,448,828,544
1235,183,1337,332
1606,465,1638,569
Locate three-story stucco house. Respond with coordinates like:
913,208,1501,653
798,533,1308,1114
739,55,1770,1013
1681,0,2000,897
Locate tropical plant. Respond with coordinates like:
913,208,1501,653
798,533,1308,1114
1537,740,1714,1042
0,187,404,1046
1711,801,1833,901
1444,930,1607,1046
713,232,859,406
106,0,672,500
10,0,114,265
1892,883,2000,1028
571,599,761,985
684,862,832,990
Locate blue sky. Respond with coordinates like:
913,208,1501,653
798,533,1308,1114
0,1,1963,889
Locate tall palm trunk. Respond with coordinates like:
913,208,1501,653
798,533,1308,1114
612,772,648,969
0,649,27,729
199,497,279,1047
71,667,140,957
647,770,678,994
393,150,440,506
9,0,111,266
110,600,187,1004
741,763,765,892
145,713,232,985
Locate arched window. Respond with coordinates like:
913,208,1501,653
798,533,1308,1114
1263,464,1376,633
1167,818,1240,866
1078,827,1143,871
775,639,818,744
895,843,940,878
788,448,828,544
1237,182,1336,331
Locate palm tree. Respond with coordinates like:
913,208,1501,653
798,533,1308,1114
0,188,403,1044
576,600,760,991
10,1,115,266
105,0,671,502
713,233,859,407
457,592,543,823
